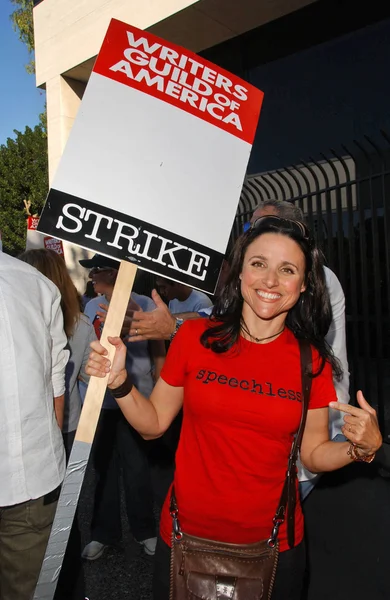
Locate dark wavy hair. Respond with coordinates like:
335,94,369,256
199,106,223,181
201,216,342,380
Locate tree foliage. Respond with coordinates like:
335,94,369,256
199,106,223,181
10,0,35,73
0,125,48,255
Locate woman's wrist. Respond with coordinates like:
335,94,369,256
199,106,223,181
347,442,376,463
109,371,134,399
108,369,128,390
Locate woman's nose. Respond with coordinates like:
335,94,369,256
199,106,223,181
261,269,279,288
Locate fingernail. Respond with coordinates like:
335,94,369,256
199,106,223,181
329,402,336,407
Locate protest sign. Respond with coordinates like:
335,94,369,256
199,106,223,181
34,19,263,599
37,18,263,293
43,236,65,256
26,215,64,254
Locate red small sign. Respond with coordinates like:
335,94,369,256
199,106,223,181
44,236,65,257
28,216,40,230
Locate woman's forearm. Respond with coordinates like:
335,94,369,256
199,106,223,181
301,440,354,473
115,386,163,439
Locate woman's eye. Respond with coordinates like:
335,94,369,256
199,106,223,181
281,267,294,274
251,261,265,268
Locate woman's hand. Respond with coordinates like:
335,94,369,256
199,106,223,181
86,337,128,390
330,391,383,457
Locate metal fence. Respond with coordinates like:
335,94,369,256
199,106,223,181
235,131,390,436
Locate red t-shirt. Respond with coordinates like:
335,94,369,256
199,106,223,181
160,319,336,552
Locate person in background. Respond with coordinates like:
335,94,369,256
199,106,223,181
250,200,350,498
155,277,213,314
79,254,166,560
81,280,97,310
19,248,97,600
0,251,68,600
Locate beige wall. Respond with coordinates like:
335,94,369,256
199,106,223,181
34,0,199,88
34,0,316,88
46,74,91,290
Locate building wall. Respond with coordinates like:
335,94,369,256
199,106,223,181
245,19,390,173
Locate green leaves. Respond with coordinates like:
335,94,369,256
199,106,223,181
10,0,35,73
0,125,48,255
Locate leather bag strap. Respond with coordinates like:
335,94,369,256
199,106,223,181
271,338,312,548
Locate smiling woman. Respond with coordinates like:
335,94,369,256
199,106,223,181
85,214,383,600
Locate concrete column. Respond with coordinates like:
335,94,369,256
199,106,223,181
46,75,92,292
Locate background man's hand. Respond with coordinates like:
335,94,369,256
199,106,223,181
128,289,176,341
97,297,141,338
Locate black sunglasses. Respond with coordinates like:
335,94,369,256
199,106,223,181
249,215,310,240
89,266,116,274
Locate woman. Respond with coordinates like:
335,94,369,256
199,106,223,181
86,216,382,599
19,248,96,600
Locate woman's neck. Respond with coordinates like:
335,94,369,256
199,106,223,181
240,308,287,344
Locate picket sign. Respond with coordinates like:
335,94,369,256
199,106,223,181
34,16,263,598
33,260,137,600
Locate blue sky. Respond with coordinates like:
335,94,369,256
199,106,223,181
0,2,45,146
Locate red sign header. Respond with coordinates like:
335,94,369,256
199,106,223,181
93,19,263,144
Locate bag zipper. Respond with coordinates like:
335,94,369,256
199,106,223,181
267,548,279,600
169,533,175,600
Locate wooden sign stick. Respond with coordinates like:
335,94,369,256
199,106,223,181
34,260,138,600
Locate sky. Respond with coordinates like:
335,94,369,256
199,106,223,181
0,1,46,146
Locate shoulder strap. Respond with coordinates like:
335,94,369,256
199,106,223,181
270,339,312,549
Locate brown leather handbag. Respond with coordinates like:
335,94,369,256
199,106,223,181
169,339,312,600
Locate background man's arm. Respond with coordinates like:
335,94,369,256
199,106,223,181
324,267,350,439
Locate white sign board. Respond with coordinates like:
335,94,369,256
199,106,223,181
38,19,263,293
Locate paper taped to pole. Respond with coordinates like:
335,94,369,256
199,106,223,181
34,18,264,599
38,18,263,294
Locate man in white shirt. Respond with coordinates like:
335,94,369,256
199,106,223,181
0,252,68,600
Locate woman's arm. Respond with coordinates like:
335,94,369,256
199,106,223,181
86,337,183,439
300,391,382,473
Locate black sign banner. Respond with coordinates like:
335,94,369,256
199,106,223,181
38,189,224,293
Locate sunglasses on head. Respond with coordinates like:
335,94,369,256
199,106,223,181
244,215,310,240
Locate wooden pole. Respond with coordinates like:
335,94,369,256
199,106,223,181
34,260,138,600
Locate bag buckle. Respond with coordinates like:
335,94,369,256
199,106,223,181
267,507,285,547
170,507,183,541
